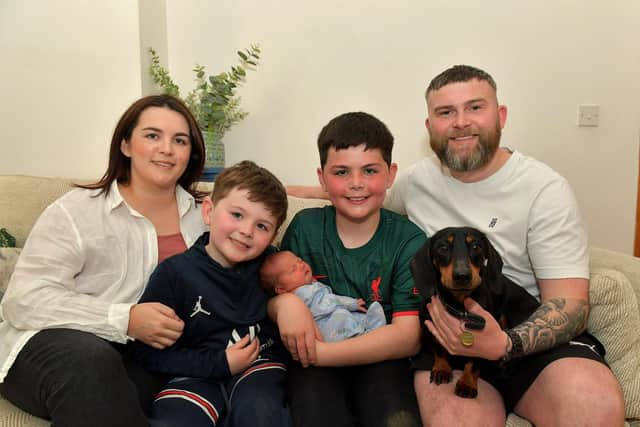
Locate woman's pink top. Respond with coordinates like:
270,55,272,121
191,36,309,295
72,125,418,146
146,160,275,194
157,233,188,263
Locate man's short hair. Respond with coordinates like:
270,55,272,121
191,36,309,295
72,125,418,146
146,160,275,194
211,160,288,229
425,65,497,99
317,112,393,168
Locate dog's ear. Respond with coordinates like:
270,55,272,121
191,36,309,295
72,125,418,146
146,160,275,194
410,241,438,299
482,233,505,295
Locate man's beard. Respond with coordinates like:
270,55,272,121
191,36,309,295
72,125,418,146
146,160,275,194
429,121,501,172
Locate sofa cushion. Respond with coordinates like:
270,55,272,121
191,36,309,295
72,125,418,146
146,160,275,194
0,248,21,297
588,267,640,419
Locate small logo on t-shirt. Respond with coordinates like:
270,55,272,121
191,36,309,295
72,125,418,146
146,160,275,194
190,295,211,317
370,276,382,302
488,217,498,228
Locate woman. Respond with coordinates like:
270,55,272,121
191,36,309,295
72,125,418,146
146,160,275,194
0,95,207,427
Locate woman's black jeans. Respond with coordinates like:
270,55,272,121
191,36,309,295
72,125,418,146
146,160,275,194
0,329,168,427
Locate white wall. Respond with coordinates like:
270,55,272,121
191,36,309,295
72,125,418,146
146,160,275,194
1,0,638,254
164,0,640,254
0,1,142,179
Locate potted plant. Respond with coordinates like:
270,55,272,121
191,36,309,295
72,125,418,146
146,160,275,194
148,44,261,181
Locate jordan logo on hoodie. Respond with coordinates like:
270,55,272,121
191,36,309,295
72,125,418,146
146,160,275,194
190,296,211,317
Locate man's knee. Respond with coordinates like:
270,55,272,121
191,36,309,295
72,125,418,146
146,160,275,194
517,358,625,425
414,370,506,427
566,360,625,424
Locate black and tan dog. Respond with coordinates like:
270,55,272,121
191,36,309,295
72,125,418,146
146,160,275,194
410,226,539,398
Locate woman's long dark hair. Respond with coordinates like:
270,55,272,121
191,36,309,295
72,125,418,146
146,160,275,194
77,95,206,199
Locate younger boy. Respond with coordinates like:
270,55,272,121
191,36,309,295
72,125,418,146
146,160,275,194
129,161,292,427
270,112,426,427
260,250,386,342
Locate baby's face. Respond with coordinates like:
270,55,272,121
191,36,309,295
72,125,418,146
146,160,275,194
275,252,314,293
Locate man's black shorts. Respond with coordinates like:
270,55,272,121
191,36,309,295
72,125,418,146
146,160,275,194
411,332,607,413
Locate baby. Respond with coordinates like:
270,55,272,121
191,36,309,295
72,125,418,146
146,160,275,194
260,250,386,342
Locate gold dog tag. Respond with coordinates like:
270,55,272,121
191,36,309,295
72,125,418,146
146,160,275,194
461,331,474,347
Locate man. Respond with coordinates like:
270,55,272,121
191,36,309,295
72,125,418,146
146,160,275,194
385,65,625,426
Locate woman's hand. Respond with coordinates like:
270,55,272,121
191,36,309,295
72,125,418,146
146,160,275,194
424,296,508,360
128,303,184,349
225,335,260,375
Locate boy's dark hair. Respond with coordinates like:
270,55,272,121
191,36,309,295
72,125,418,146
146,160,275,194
317,112,393,168
211,161,288,229
425,65,497,99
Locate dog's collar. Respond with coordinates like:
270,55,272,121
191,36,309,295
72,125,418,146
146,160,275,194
442,300,486,330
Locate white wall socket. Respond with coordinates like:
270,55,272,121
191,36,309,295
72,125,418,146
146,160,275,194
578,104,599,127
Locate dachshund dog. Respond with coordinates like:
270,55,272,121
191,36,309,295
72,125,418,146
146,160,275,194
410,227,539,398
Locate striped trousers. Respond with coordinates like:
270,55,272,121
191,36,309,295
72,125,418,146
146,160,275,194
152,359,292,427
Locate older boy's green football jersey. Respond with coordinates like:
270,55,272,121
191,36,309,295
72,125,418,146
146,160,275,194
280,206,426,322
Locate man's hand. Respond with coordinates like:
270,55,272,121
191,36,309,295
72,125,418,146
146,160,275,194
128,303,184,349
356,298,367,313
226,335,260,375
424,296,508,360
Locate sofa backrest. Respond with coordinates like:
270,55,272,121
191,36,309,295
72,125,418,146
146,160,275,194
0,175,329,249
591,246,640,310
0,175,85,248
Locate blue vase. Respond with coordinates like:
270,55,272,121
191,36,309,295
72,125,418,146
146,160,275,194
201,166,224,182
202,131,225,182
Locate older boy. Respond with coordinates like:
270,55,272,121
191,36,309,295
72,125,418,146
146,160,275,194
129,161,292,427
270,112,425,427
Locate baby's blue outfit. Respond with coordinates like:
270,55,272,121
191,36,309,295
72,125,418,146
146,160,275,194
294,281,386,342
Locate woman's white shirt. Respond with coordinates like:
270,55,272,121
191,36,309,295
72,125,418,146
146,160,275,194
0,181,206,381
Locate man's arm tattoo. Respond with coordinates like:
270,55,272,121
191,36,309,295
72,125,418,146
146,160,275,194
509,298,589,357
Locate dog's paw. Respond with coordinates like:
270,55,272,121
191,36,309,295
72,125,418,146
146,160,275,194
430,369,452,385
454,380,478,398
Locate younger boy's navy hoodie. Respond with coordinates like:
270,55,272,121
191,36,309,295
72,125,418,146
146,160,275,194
128,233,289,380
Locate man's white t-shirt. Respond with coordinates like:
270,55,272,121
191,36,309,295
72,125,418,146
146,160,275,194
386,150,589,298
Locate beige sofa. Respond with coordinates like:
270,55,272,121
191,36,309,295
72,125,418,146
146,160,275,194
1,174,639,427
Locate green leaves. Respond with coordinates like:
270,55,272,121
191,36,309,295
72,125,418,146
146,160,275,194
0,228,16,248
149,48,180,97
147,44,261,147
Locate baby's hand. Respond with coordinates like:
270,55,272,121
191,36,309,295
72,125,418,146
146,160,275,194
356,298,367,313
225,335,260,375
